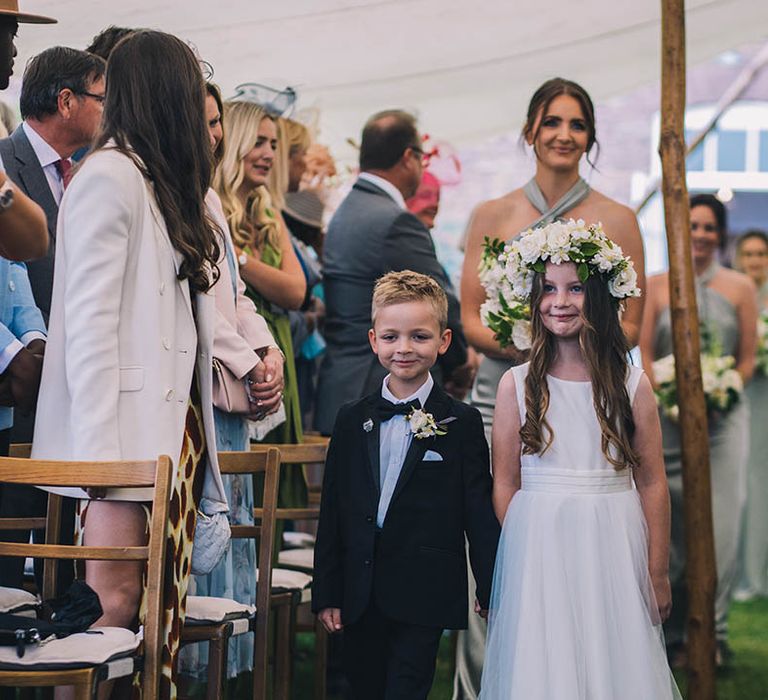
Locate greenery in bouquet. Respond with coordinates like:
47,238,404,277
479,219,640,350
652,352,743,421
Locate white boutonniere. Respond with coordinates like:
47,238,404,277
363,418,374,433
406,408,456,440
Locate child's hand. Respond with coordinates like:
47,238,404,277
318,607,344,633
651,573,672,622
474,599,488,619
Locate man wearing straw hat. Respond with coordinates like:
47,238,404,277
0,0,55,261
0,0,56,91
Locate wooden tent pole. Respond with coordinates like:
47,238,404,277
658,1,717,697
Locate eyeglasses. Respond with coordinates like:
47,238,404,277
409,145,431,166
77,91,105,104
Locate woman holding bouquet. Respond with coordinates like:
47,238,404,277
456,77,645,699
734,229,768,599
639,193,757,666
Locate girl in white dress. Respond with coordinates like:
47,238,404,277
480,222,681,699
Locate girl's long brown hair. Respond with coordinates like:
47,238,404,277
520,271,639,469
91,30,219,293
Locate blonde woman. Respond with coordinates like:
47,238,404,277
268,116,312,206
214,100,307,506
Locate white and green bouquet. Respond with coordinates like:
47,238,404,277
479,219,641,349
652,353,743,421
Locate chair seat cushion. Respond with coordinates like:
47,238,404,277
0,587,37,616
277,547,314,571
0,627,139,670
260,567,312,595
282,531,315,549
185,596,256,624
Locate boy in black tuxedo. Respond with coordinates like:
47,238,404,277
313,270,500,699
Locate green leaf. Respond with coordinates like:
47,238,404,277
577,262,590,282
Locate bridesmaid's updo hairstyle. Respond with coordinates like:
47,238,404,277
690,193,728,250
522,78,599,168
522,266,638,471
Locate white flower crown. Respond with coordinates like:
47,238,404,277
480,219,641,349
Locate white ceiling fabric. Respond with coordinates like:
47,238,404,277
12,0,768,158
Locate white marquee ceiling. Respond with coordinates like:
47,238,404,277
10,0,768,159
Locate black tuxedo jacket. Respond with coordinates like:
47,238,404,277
312,383,500,629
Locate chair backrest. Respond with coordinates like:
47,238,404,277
216,448,281,686
250,443,328,522
0,456,173,699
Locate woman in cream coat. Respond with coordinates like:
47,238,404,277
31,31,228,698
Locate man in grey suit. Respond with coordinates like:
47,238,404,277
315,110,471,434
0,46,104,589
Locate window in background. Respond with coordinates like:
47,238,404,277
759,130,768,172
717,129,747,172
686,130,705,171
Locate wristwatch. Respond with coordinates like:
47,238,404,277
257,345,286,361
0,179,14,214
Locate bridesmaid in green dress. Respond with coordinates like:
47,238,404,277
640,194,757,666
734,229,768,598
214,99,308,510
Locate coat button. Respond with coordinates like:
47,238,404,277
165,389,174,401
364,559,372,566
8,280,15,292
162,338,171,350
366,516,373,523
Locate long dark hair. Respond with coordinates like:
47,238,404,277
521,77,599,168
690,192,727,251
520,269,638,470
91,30,219,292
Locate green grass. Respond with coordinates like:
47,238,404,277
294,598,768,699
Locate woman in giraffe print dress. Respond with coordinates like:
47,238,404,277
31,30,230,699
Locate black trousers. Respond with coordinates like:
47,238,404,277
342,601,443,700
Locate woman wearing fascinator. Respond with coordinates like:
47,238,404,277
454,77,646,700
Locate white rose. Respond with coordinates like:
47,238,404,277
652,354,676,384
518,228,547,264
409,410,430,432
608,265,639,298
511,319,532,350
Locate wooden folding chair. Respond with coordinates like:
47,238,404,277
180,447,282,700
0,454,173,699
252,442,329,700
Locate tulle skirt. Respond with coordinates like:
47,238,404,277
480,468,681,700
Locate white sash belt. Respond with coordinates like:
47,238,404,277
521,467,632,494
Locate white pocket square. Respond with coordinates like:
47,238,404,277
423,450,443,462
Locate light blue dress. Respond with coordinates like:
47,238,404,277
739,281,768,596
654,262,748,644
179,245,257,681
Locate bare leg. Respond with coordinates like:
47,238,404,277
55,501,147,700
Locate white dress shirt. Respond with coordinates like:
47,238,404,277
22,121,69,206
358,172,406,210
377,373,434,527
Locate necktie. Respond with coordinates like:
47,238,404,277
375,397,421,423
55,159,73,189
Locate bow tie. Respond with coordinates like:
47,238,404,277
375,397,421,423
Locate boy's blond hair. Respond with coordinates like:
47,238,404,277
371,271,448,331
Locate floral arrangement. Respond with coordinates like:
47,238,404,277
652,353,743,421
480,219,641,349
407,408,454,440
756,310,768,376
